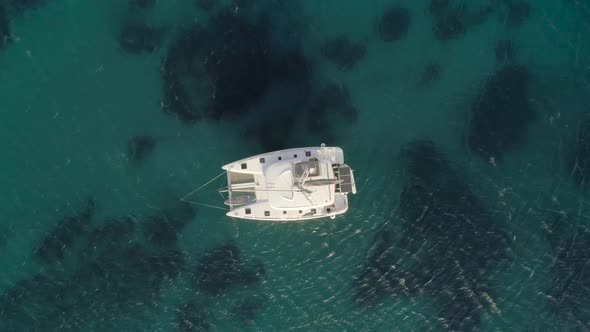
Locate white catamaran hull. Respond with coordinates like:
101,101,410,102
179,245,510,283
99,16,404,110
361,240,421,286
220,144,356,221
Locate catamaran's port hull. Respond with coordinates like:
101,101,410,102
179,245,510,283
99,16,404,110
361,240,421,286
221,146,344,173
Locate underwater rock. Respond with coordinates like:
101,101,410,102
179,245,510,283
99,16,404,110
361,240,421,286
429,0,449,16
119,22,163,54
353,229,413,307
355,140,509,331
192,244,264,296
176,301,211,332
143,216,182,246
5,0,47,16
397,185,434,239
429,1,496,41
466,3,495,26
79,224,184,309
237,258,266,285
163,199,197,226
249,50,313,151
35,197,96,264
0,224,15,249
0,5,10,49
0,275,56,308
568,112,590,189
2,222,187,330
161,4,315,152
467,65,534,160
428,0,464,41
233,0,255,9
495,39,515,62
231,295,267,325
267,48,312,85
0,274,65,331
398,140,509,330
543,212,590,327
504,0,530,26
418,62,441,86
143,200,195,244
207,10,272,119
252,121,293,152
89,217,135,241
161,6,313,150
162,66,215,123
320,36,366,70
433,12,465,41
150,249,186,280
161,24,215,124
543,211,570,249
127,134,157,167
432,273,486,331
73,243,182,306
161,10,271,122
71,210,184,304
241,72,311,151
377,7,410,42
309,82,358,131
129,0,155,10
196,0,216,10
86,217,136,256
551,229,590,326
314,82,353,111
192,244,241,295
399,139,450,185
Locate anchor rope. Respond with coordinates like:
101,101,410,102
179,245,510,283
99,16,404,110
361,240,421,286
180,171,226,201
180,171,228,210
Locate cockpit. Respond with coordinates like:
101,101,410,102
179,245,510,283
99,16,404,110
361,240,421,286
293,159,320,178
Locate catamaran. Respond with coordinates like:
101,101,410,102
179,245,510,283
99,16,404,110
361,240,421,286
220,143,356,220
183,144,357,221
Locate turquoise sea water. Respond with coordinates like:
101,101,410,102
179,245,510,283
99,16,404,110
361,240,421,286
1,0,590,331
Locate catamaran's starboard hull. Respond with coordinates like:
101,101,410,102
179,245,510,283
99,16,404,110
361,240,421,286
225,194,349,221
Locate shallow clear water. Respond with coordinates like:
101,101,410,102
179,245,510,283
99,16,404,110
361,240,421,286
1,0,590,331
